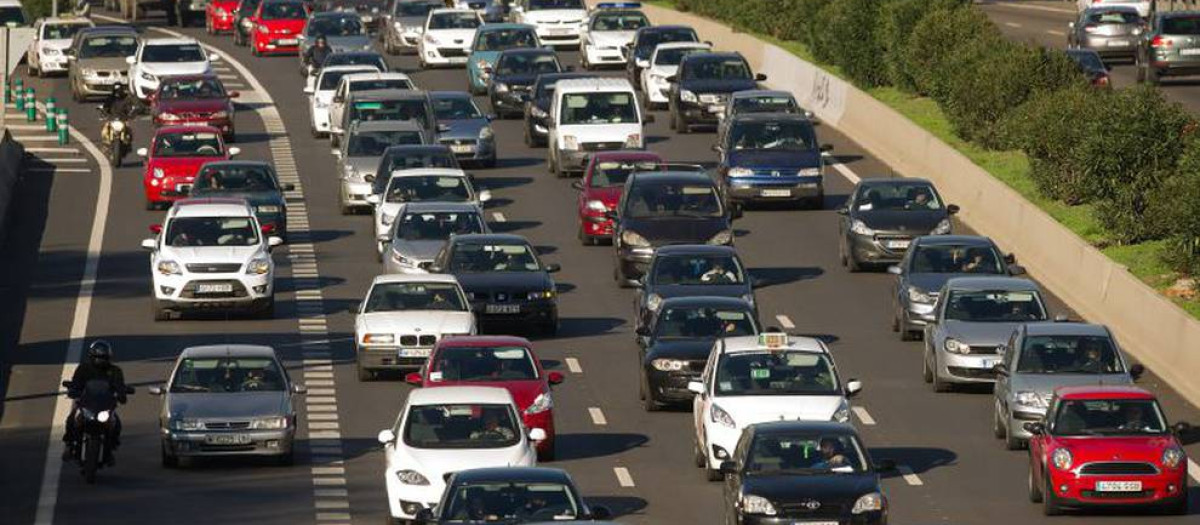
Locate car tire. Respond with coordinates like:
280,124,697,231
537,445,555,462
257,299,275,320
1028,467,1043,503
357,358,375,381
1005,415,1025,451
161,443,178,468
275,448,294,467
705,466,723,482
993,405,1006,439
931,357,950,393
641,374,661,412
847,250,862,273
1042,478,1062,516
153,300,171,322
922,350,934,384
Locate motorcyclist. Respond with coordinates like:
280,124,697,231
303,36,333,73
100,84,139,146
63,341,128,466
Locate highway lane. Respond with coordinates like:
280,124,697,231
1,4,1199,524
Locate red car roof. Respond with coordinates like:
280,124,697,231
589,150,663,162
155,124,225,135
1056,385,1156,401
435,335,533,349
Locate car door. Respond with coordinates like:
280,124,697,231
839,185,861,252
693,342,719,450
995,328,1021,419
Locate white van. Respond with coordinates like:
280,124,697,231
547,77,649,178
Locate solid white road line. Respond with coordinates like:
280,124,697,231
1005,22,1023,28
1047,29,1066,36
822,152,862,184
775,315,795,330
1189,459,1200,482
565,357,582,373
897,465,924,486
851,406,876,426
588,407,607,426
28,167,92,173
492,211,507,222
988,1,1074,14
613,467,635,487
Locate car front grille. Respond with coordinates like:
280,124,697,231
1080,489,1155,499
186,263,242,273
180,280,249,299
440,138,477,147
203,421,251,430
698,93,729,105
581,141,624,152
1079,462,1159,476
947,366,996,380
965,345,1000,355
777,501,845,519
438,47,467,58
398,335,438,347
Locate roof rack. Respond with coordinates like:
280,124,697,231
595,2,643,9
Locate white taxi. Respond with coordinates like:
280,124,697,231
353,274,476,379
26,17,94,77
305,65,380,138
377,386,543,520
418,8,483,68
579,3,649,70
688,332,863,481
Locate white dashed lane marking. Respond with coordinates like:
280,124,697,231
614,467,636,488
852,406,876,426
1047,29,1066,36
565,357,582,373
588,407,607,426
898,465,924,486
775,315,795,330
1004,22,1022,28
492,211,507,222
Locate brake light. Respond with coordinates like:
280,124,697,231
1083,24,1099,33
1152,35,1173,47
1096,75,1110,87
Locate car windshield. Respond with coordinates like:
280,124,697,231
733,95,799,115
386,175,471,203
194,165,278,191
637,29,698,57
79,35,139,58
375,151,460,191
159,77,226,99
653,254,745,285
909,244,1003,274
560,92,638,125
1016,335,1124,374
349,78,414,92
165,216,260,247
684,58,751,80
449,243,540,272
349,99,430,128
1163,15,1200,34
433,96,484,120
170,357,285,393
364,282,467,312
496,53,560,75
1051,399,1167,436
1086,9,1140,24
348,130,424,156
1067,50,1106,72
590,159,660,187
429,12,481,30
308,15,363,36
528,0,584,9
142,43,206,63
656,307,756,339
745,433,868,475
624,181,722,218
394,211,485,241
855,182,943,211
431,346,538,382
715,351,839,396
152,131,224,157
261,2,306,19
654,46,705,66
46,23,90,40
320,68,375,90
444,482,580,523
239,0,263,11
474,28,538,51
729,121,816,151
397,1,437,16
592,13,649,31
402,403,520,448
944,290,1046,322
323,54,386,71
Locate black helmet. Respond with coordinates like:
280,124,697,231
88,340,113,366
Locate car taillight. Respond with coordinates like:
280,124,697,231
1083,24,1099,33
1152,35,1173,47
1096,75,1110,87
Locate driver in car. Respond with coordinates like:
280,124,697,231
701,260,737,283
469,412,515,441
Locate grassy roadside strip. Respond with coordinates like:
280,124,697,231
646,0,1196,317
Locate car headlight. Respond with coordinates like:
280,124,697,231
141,71,157,82
621,230,650,248
381,212,396,226
586,200,608,213
707,230,733,245
424,34,440,45
157,260,182,275
494,82,510,94
1162,447,1185,469
852,492,884,514
850,219,874,236
153,167,166,179
1051,448,1073,470
395,469,430,485
832,399,851,423
44,47,62,57
680,89,697,103
906,285,931,304
651,358,686,371
527,289,555,300
727,167,753,178
241,18,253,28
315,98,330,108
172,418,204,431
741,494,776,516
932,218,952,235
944,338,969,355
394,21,405,30
479,126,494,140
524,392,552,414
646,293,662,312
361,44,373,51
363,333,395,344
561,135,578,151
246,257,271,275
710,403,735,428
624,133,641,148
531,106,547,118
159,112,181,122
1015,391,1049,410
249,416,287,429
390,251,413,267
81,68,98,78
256,205,281,214
797,167,821,177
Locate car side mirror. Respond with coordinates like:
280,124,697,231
148,386,164,395
228,147,241,157
291,384,307,394
377,429,396,444
547,371,565,385
755,73,768,82
282,183,296,191
1005,253,1017,264
570,181,584,191
719,461,737,475
1172,421,1192,436
589,505,612,520
136,147,148,157
125,55,136,65
1129,363,1145,380
528,428,547,441
819,143,833,152
835,207,848,216
478,190,493,203
992,362,1009,376
268,236,284,248
405,372,423,386
366,194,382,205
887,265,902,275
141,238,157,251
1008,264,1026,276
845,379,863,397
874,459,897,472
686,381,705,395
229,91,240,99
1023,422,1045,435
946,204,960,215
544,263,561,273
303,86,314,94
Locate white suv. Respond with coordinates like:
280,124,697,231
548,77,648,178
688,333,863,481
128,37,218,99
141,198,282,320
419,8,483,68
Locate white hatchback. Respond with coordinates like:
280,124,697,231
26,17,94,77
512,0,589,48
419,8,483,68
305,65,380,137
128,37,218,99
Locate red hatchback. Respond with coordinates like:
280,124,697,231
250,0,307,56
571,151,663,246
151,75,238,141
1026,386,1191,516
406,336,564,461
206,0,240,33
138,126,240,210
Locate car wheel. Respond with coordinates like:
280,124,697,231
922,349,933,384
161,443,178,468
275,448,294,466
537,444,555,462
1028,467,1043,503
1042,478,1062,516
847,250,862,273
257,299,275,320
1005,415,1025,450
931,356,950,393
705,466,723,482
693,440,706,468
641,374,661,412
153,300,171,321
356,358,374,381
993,405,1006,439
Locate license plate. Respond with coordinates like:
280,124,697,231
1096,481,1142,492
205,434,251,445
886,240,911,250
1107,40,1130,47
361,15,373,23
276,38,298,46
399,347,431,358
486,303,521,314
197,283,234,294
450,144,475,154
1181,48,1200,56
761,189,791,197
548,28,571,35
176,183,192,193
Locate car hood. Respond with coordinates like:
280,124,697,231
454,271,553,293
713,395,844,424
493,72,540,87
523,9,587,23
358,311,475,334
344,156,384,176
187,189,282,208
1052,435,1178,464
470,50,501,66
741,472,878,505
426,380,547,411
646,338,715,361
155,98,231,114
591,31,636,47
393,239,448,261
80,56,132,71
942,320,1027,346
429,29,477,47
42,39,74,50
160,244,262,263
904,273,954,294
726,149,822,170
652,283,748,301
142,61,212,77
165,391,287,419
441,118,490,139
1009,373,1134,397
396,444,534,490
149,155,228,175
682,78,757,95
855,209,945,233
327,35,372,52
648,64,680,77
624,217,729,246
397,15,427,27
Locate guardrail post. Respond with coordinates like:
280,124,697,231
45,97,57,131
57,109,69,145
13,80,23,111
24,88,35,122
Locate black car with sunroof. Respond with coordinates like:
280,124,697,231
418,467,612,523
524,71,599,147
489,48,565,119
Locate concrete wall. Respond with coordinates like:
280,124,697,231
640,4,1200,407
0,127,26,251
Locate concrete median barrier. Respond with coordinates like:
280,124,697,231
0,127,25,251
640,3,1200,407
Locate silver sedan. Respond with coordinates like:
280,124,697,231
1068,6,1144,60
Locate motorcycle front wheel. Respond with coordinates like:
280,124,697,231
108,142,122,168
82,433,99,484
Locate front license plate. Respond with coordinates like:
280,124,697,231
399,347,431,358
548,28,571,35
276,38,298,46
1181,48,1200,56
205,434,251,445
486,303,521,314
886,240,911,250
1108,40,1130,47
196,283,234,294
1096,481,1142,492
450,144,475,154
761,189,791,198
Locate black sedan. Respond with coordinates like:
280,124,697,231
638,296,759,410
489,48,564,119
524,72,599,147
668,51,766,134
429,233,561,335
837,178,958,271
608,170,741,286
720,421,892,525
715,113,831,209
418,467,612,523
189,161,294,240
635,244,755,330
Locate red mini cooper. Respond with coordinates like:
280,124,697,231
572,150,663,246
138,126,240,210
249,0,307,56
1026,386,1191,516
406,336,564,461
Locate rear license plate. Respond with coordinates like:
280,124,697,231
450,144,475,154
276,38,298,46
399,347,431,358
205,434,251,445
486,303,521,314
197,283,234,294
1107,40,1130,47
886,240,911,250
1096,481,1142,492
760,189,791,197
1181,48,1200,56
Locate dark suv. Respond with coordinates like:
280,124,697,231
667,52,766,134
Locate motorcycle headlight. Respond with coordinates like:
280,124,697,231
624,133,642,148
381,212,396,226
850,219,874,236
395,469,430,485
531,106,547,118
944,338,969,355
680,89,697,103
710,403,735,428
561,135,579,151
527,289,556,300
1015,391,1049,410
707,230,733,245
110,120,126,131
1162,447,1185,469
621,230,650,247
1051,448,1073,470
646,293,663,312
906,285,931,304
141,71,157,82
727,167,753,178
741,494,776,516
246,257,271,275
851,492,884,514
363,333,395,344
651,358,686,371
479,126,494,140
153,167,166,179
932,218,952,235
173,418,204,431
586,200,608,213
832,399,851,423
250,416,287,429
524,392,552,414
96,410,111,423
494,82,510,94
797,167,821,177
241,18,254,28
157,260,182,275
256,205,281,214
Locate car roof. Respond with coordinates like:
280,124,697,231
349,119,425,133
350,88,426,100
372,273,461,285
436,335,532,349
554,77,635,92
1022,322,1110,338
451,233,531,245
142,37,199,46
451,467,570,484
660,295,753,310
169,198,254,218
750,420,858,436
942,276,1039,292
478,23,536,31
719,333,829,355
391,167,467,178
731,89,794,100
589,150,662,162
913,235,996,247
156,124,224,135
430,7,477,15
1055,385,1155,401
1083,5,1139,13
397,201,481,214
655,244,738,256
628,170,714,185
730,112,812,124
180,344,278,358
407,385,514,405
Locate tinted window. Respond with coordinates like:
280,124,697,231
403,403,520,448
715,351,840,396
1051,399,1167,436
653,254,745,285
444,482,579,522
153,130,224,157
944,290,1047,322
654,46,706,66
909,244,1003,274
320,68,375,90
385,175,470,203
159,77,226,99
308,15,364,36
393,211,485,241
142,43,206,63
194,165,278,191
165,216,259,247
347,130,425,156
624,181,722,218
1163,15,1200,35
855,182,943,211
171,357,285,393
449,242,540,272
655,307,755,339
365,282,467,312
432,96,483,120
431,346,539,381
745,433,867,474
496,53,560,75
560,92,638,125
79,35,138,58
349,99,430,128
1017,335,1123,374
729,121,816,151
46,23,89,40
474,28,538,51
684,57,751,81
592,12,648,31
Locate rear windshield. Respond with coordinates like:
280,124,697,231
348,130,425,156
1163,15,1200,35
474,28,538,51
142,44,206,63
261,2,306,19
80,35,138,58
349,99,431,128
1086,10,1140,24
684,58,751,81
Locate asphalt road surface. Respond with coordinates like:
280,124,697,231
1,4,1198,524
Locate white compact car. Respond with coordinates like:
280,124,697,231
306,65,380,138
579,4,649,69
26,17,94,77
128,37,218,99
1077,0,1151,17
511,0,589,48
141,198,282,320
688,333,863,481
642,42,711,109
329,71,417,139
354,273,476,378
547,77,648,177
378,386,543,520
419,8,483,68
368,168,490,254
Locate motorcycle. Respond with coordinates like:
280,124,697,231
63,379,134,484
98,107,132,168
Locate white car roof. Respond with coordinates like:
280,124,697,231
168,198,254,219
371,273,462,286
345,71,413,82
718,334,830,355
407,385,515,406
0,0,23,7
429,8,478,16
40,17,93,25
143,37,200,46
391,167,468,178
654,42,711,53
554,77,634,93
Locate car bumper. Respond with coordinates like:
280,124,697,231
936,350,1001,384
163,428,294,457
357,344,434,370
535,27,581,46
847,233,913,264
254,36,301,54
580,213,614,240
153,273,274,309
38,57,70,73
1078,36,1137,57
1046,471,1188,509
726,176,824,203
340,180,374,208
645,367,701,403
385,476,443,520
617,245,655,281
679,100,725,125
585,46,626,66
741,512,886,525
422,45,469,65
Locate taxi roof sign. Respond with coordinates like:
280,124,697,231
759,332,789,349
596,2,642,9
